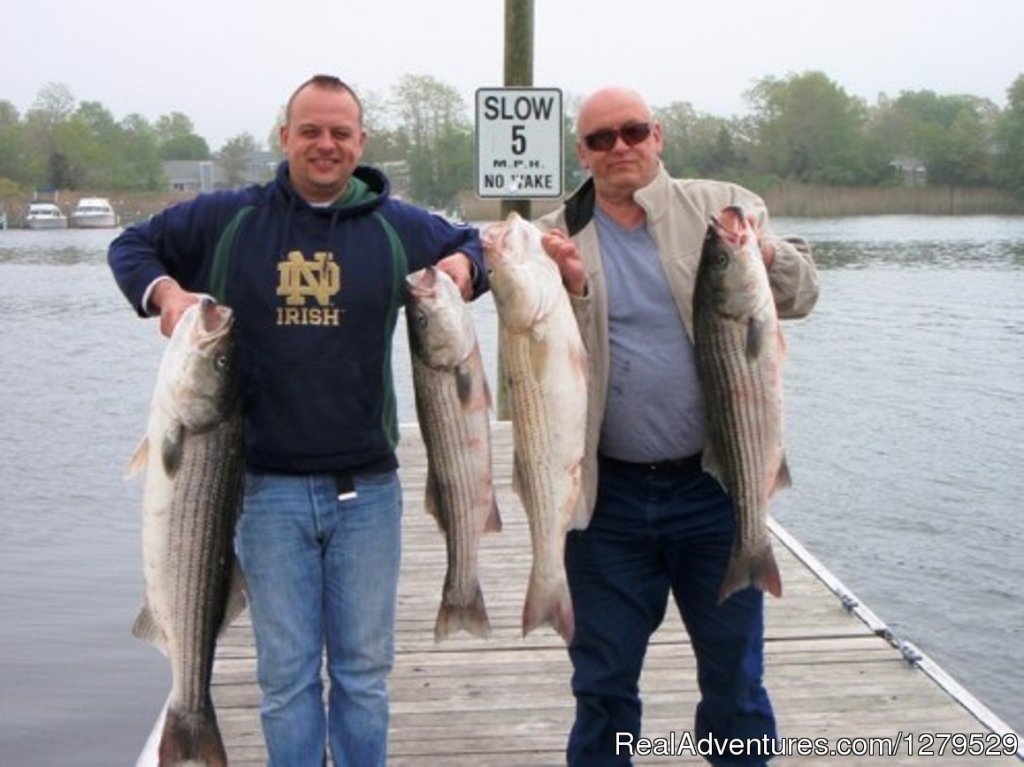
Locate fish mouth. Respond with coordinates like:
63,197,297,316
481,214,521,260
194,297,235,347
709,206,750,247
480,224,502,255
406,265,439,300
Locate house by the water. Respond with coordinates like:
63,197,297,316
162,152,279,193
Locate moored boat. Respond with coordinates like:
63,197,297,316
70,197,119,228
25,202,68,230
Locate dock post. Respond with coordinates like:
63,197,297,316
496,0,535,420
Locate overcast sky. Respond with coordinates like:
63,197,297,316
3,0,1021,150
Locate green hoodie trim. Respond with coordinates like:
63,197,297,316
211,205,255,303
373,211,408,450
334,176,374,208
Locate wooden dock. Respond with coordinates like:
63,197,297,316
212,422,1022,765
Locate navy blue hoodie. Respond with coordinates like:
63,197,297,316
109,162,487,474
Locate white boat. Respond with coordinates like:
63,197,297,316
25,202,68,230
70,197,118,228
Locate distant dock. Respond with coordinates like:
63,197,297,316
211,422,1023,765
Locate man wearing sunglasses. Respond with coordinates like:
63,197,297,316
537,86,819,766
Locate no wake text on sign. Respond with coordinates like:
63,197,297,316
475,88,563,199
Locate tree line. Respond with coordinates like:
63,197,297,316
2,70,1023,210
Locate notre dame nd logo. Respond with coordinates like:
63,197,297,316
276,251,342,326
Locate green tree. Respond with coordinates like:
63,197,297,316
656,101,699,177
0,101,30,185
746,71,878,184
939,106,993,185
360,89,404,166
118,113,164,190
868,90,998,186
433,122,474,208
656,102,744,179
47,152,73,189
390,74,472,207
155,112,195,141
266,103,287,156
159,134,211,161
156,112,211,160
27,82,76,127
24,82,78,189
45,101,162,190
63,101,120,188
0,177,20,197
994,74,1024,196
561,106,583,193
216,133,261,188
0,176,23,224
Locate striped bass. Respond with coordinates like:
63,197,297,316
694,205,789,604
129,297,245,766
483,213,588,643
406,266,501,641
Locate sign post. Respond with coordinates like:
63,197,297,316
475,87,563,200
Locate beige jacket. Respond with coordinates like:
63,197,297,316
536,165,820,517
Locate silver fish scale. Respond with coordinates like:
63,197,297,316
412,355,490,596
502,331,562,567
698,319,781,546
164,415,243,711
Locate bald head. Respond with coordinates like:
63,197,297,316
576,86,652,135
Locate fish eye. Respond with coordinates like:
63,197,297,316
713,252,730,269
214,354,229,370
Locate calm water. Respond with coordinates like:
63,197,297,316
1,217,1021,764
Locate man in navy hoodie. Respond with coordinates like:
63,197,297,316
109,74,487,766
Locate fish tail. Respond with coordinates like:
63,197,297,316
772,455,793,495
434,586,491,641
484,498,503,534
717,544,783,605
522,572,575,643
157,701,227,767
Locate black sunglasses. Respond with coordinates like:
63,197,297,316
583,122,652,152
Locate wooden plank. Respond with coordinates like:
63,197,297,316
211,422,1023,766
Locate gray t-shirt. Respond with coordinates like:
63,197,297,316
595,207,705,461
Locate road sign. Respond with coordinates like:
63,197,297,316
475,87,563,199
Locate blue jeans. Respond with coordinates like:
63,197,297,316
565,458,776,767
235,469,402,767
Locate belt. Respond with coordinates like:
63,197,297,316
598,451,703,475
335,473,356,501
